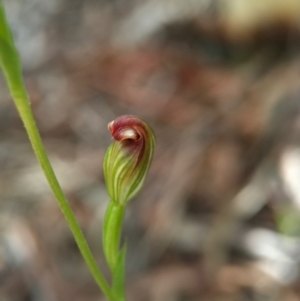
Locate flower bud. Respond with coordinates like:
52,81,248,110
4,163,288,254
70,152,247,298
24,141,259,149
103,115,155,205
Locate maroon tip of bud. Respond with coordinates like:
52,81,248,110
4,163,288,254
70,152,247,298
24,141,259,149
108,115,148,167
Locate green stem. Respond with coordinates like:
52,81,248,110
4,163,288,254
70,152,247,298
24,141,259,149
16,96,114,301
103,201,126,272
0,4,114,301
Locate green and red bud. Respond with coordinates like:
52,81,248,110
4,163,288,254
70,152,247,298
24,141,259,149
103,115,155,205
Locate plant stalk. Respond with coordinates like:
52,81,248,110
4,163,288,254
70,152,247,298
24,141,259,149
0,4,114,301
103,201,126,272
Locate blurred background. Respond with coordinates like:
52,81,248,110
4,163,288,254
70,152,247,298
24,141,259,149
1,0,300,300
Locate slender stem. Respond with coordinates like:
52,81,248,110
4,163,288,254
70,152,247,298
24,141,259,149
103,201,126,301
0,4,114,300
16,97,114,300
103,201,126,272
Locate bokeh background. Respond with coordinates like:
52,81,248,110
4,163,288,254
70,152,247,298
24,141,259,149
2,0,300,300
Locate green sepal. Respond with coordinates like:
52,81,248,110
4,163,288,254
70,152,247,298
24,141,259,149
104,142,137,205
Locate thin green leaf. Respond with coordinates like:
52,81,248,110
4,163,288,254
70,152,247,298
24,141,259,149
0,4,114,300
0,3,27,99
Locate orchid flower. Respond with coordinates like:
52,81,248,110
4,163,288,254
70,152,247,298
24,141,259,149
102,116,155,300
